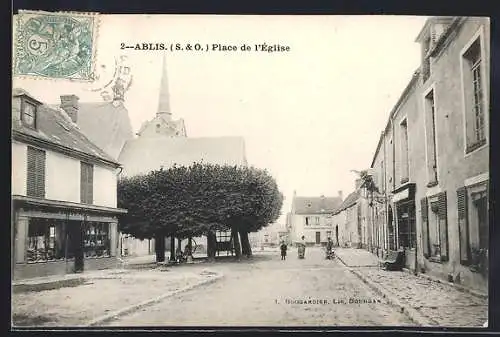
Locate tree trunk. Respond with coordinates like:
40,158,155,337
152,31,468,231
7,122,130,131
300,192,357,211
239,230,252,258
154,232,165,263
207,231,216,259
188,237,193,257
170,236,176,261
231,227,242,259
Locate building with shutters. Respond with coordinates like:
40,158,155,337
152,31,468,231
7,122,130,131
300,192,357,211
364,17,489,293
287,191,343,246
11,88,127,280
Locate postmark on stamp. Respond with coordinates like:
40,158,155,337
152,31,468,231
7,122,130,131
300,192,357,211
13,10,100,81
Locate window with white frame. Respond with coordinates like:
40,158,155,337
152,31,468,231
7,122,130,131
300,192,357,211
304,216,309,226
462,35,487,153
315,216,320,225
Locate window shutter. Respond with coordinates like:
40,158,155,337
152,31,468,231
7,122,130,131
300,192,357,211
421,197,430,258
88,164,94,204
37,151,46,198
457,187,470,264
27,148,37,196
27,147,45,198
438,191,449,261
80,163,86,203
80,162,93,204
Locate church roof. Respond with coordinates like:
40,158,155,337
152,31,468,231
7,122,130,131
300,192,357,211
12,88,119,166
292,195,342,215
118,136,248,177
67,101,134,160
136,113,186,137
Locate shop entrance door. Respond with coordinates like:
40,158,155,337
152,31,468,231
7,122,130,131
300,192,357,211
67,221,84,272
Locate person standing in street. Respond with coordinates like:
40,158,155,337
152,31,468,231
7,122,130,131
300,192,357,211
280,241,287,260
298,235,306,259
326,237,334,259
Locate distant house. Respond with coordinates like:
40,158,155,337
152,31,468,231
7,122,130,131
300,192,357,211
287,192,343,246
250,222,289,247
11,88,127,280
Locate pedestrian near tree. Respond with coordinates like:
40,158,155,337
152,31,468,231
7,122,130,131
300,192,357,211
280,241,287,260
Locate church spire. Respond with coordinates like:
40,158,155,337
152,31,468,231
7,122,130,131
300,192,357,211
157,54,171,117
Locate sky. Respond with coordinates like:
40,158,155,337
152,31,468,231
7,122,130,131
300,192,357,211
13,15,429,224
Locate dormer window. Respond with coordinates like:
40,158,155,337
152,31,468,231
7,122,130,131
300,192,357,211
21,99,37,128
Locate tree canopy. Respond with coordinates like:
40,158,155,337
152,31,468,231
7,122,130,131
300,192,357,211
117,162,284,244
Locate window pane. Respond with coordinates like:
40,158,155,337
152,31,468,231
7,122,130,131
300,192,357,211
23,102,36,126
27,219,66,262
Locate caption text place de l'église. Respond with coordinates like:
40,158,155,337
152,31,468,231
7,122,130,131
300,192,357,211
120,42,291,53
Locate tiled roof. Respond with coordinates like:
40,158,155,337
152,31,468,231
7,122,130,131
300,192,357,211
292,196,342,215
65,101,134,160
12,89,119,166
332,190,360,214
118,136,248,177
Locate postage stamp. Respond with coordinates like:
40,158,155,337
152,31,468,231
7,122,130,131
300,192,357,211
13,10,100,81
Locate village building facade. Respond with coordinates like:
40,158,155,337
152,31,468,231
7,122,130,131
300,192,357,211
360,16,489,293
287,192,343,246
12,89,127,280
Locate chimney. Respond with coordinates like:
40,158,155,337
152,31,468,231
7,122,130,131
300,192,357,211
338,190,343,201
60,94,79,123
355,178,363,190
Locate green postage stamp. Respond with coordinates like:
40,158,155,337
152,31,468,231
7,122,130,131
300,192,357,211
13,10,99,81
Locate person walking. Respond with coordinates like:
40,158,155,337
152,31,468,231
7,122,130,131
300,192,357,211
280,241,287,260
298,235,306,259
326,237,334,259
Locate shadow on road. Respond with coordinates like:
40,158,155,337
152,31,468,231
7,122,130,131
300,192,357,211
126,253,275,271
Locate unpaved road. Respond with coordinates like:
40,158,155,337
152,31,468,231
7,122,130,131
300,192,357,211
105,247,414,326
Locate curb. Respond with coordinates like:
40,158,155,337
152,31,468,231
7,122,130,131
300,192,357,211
402,268,488,300
13,277,86,293
336,255,436,326
85,272,224,327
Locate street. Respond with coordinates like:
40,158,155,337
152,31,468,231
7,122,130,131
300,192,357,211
105,247,414,326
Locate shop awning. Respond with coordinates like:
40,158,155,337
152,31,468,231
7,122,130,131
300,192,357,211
12,195,128,215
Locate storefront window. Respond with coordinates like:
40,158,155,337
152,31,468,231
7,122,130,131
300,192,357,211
83,222,111,257
397,202,416,249
27,218,67,262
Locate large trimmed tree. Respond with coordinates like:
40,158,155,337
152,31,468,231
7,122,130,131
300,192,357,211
117,162,283,261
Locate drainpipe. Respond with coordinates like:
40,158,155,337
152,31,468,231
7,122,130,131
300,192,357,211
382,130,388,254
116,166,123,257
391,119,398,249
